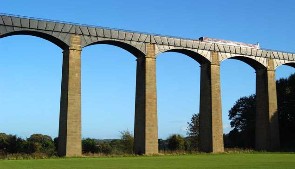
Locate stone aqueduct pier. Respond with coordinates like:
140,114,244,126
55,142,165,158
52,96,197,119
1,14,294,156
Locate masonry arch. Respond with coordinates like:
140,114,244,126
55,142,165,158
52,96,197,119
220,57,258,149
274,63,295,150
221,55,280,150
280,62,295,69
81,43,137,140
156,49,208,151
0,34,62,138
84,40,145,58
275,63,295,79
222,55,266,70
157,48,210,64
0,30,69,50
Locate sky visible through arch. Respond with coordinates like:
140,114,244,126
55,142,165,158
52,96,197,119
0,0,294,139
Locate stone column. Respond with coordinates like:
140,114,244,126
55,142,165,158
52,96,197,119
58,35,82,157
134,43,158,155
255,59,280,151
199,51,224,153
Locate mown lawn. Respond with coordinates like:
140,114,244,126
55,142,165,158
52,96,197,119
0,153,294,169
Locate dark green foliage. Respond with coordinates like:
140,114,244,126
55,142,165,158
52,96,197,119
0,133,8,154
26,134,55,155
53,137,58,152
82,138,98,153
82,139,112,154
276,74,295,150
167,134,185,151
109,139,122,154
186,113,200,151
226,73,295,150
227,95,256,148
0,134,24,154
97,142,112,154
158,139,168,152
0,133,56,157
81,130,134,155
119,130,134,154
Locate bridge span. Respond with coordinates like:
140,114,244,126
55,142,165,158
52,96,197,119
1,14,294,156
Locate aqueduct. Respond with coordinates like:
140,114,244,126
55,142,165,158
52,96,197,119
1,14,294,156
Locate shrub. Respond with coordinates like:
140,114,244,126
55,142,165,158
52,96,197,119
120,130,134,154
82,138,98,153
26,134,56,156
167,134,185,151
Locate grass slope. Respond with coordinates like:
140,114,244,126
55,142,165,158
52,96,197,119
0,153,294,169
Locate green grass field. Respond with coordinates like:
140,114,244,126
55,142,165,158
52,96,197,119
0,153,294,169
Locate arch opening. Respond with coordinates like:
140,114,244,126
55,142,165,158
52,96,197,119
0,30,68,50
279,62,295,69
0,35,62,139
161,49,210,65
226,56,266,70
275,64,295,150
81,44,136,141
222,57,295,151
85,40,145,58
221,59,256,149
156,51,200,152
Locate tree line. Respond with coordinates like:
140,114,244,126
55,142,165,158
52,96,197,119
0,131,136,158
224,73,295,150
1,73,294,157
0,133,57,157
0,130,197,158
176,73,295,151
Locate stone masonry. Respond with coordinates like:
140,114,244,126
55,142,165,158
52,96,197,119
134,44,158,155
255,59,280,151
1,14,294,156
199,51,224,153
58,35,82,156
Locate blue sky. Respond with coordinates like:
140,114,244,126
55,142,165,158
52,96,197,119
0,0,294,139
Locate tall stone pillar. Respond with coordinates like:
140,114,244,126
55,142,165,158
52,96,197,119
199,51,224,153
134,43,158,155
255,59,280,151
58,35,82,157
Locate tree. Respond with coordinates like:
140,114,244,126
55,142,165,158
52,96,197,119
227,73,295,150
228,94,256,148
1,133,57,155
119,130,134,154
109,139,122,154
0,134,25,154
96,142,112,154
186,113,200,151
53,137,58,152
167,134,185,151
27,134,55,155
82,138,98,153
158,139,168,152
0,133,10,154
227,94,256,148
277,74,295,149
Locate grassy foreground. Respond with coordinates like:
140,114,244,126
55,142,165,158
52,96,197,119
0,153,294,169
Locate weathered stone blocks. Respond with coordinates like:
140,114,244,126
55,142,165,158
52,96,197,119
58,35,82,157
134,44,158,155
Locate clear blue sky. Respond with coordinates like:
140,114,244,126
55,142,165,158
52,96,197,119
0,0,294,139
